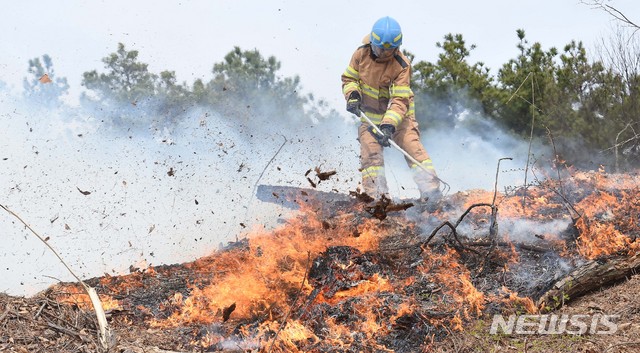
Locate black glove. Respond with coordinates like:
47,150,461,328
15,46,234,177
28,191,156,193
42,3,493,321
375,124,395,147
346,91,361,115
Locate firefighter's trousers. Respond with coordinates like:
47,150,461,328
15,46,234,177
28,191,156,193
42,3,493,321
358,115,440,198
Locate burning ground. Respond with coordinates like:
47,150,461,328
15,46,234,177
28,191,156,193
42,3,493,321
2,169,640,352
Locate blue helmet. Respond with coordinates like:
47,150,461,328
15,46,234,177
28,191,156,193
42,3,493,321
370,16,402,49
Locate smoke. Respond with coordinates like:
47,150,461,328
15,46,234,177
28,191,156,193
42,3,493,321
0,88,360,296
1,76,561,296
383,101,555,198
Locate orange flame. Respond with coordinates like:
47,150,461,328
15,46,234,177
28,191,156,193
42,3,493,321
151,202,391,329
575,189,640,259
49,170,640,350
420,248,485,319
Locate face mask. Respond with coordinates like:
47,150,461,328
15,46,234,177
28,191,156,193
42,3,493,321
372,45,396,60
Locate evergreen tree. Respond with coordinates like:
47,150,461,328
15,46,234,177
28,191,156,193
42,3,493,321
495,30,558,136
412,34,497,130
22,55,69,109
81,42,157,104
203,47,308,122
154,70,192,124
81,43,190,129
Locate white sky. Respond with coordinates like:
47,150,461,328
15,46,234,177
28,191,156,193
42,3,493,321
1,1,637,110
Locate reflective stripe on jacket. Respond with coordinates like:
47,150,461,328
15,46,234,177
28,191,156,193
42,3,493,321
341,44,413,127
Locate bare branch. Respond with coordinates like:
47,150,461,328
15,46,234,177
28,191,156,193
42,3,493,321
581,1,639,32
603,3,640,31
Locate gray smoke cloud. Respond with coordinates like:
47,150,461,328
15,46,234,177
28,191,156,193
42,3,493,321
384,107,554,198
1,77,560,296
0,88,362,296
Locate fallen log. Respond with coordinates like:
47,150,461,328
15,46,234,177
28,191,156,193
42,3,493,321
537,252,640,312
469,241,558,254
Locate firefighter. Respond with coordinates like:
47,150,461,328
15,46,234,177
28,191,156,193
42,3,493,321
341,16,441,203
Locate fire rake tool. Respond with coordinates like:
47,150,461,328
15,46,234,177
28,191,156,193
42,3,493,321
357,110,449,192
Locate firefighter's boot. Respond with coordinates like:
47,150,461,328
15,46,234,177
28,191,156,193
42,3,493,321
414,169,442,212
361,166,389,201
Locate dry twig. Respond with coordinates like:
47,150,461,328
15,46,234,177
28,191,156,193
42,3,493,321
0,203,116,352
603,341,640,353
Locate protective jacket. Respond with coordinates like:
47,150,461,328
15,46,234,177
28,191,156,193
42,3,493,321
341,43,414,128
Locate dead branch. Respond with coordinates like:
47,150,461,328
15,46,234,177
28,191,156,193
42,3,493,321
523,76,537,213
381,202,493,253
544,126,566,196
0,203,116,352
603,122,640,171
547,185,583,220
294,287,322,321
415,203,493,254
492,158,512,207
468,241,555,253
582,0,639,31
528,165,582,220
46,320,86,340
603,341,640,353
242,134,288,240
491,158,511,247
34,301,47,320
0,305,11,324
421,221,468,254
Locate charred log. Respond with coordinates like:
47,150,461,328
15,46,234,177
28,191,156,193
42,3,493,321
537,253,640,312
